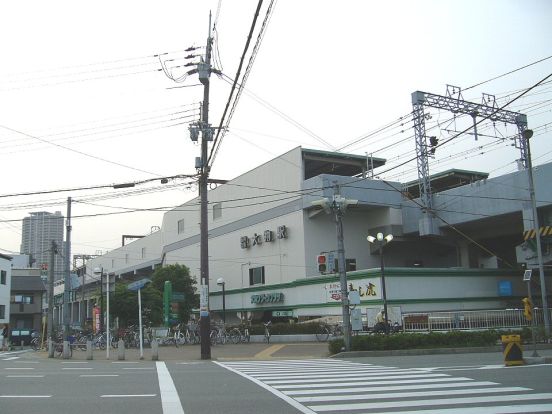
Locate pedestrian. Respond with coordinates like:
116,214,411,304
1,323,8,351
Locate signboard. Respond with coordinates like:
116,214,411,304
523,269,533,282
325,279,379,303
200,285,209,311
498,280,513,296
93,307,100,334
272,310,293,317
127,278,151,291
251,292,284,304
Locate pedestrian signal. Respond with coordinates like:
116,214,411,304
317,254,328,273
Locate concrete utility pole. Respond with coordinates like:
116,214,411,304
522,129,551,337
312,182,357,352
63,197,72,339
47,241,56,343
198,13,213,360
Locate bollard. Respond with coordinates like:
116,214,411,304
86,340,93,360
63,340,71,359
117,339,125,361
151,339,159,361
48,339,54,358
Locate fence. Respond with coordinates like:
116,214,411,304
402,308,551,332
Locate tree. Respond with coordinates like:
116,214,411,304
150,264,199,324
110,284,163,327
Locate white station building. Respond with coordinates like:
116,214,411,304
80,146,551,324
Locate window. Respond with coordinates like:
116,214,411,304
249,266,265,286
177,219,185,234
0,270,6,284
0,305,4,319
141,247,146,259
11,295,33,304
213,203,222,220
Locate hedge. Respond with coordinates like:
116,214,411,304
328,329,521,355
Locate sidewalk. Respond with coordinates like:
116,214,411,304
28,341,332,362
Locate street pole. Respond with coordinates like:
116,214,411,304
138,288,144,360
222,283,226,324
63,197,72,340
198,13,213,360
523,129,551,337
106,271,110,359
527,279,538,357
333,184,351,352
99,269,103,333
47,240,56,356
379,244,389,335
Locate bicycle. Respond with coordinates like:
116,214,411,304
315,323,343,342
263,321,271,343
227,324,250,344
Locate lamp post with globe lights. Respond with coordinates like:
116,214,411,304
367,232,394,334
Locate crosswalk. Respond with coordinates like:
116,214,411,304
216,359,552,413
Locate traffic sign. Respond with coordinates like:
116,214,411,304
523,269,533,281
272,310,293,317
127,278,151,291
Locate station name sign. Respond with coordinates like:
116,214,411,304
240,225,288,249
251,292,284,304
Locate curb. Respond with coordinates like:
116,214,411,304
330,343,552,359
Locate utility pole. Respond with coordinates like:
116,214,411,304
197,13,213,360
63,197,72,339
312,182,357,351
47,241,56,356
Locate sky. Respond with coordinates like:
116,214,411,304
0,0,551,259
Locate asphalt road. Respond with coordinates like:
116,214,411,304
1,346,551,414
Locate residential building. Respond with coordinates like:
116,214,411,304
20,211,65,280
10,268,45,333
0,253,12,325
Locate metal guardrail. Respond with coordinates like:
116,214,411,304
402,308,551,332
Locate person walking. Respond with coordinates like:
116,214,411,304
1,324,9,351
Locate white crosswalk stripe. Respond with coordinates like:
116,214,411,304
216,359,552,413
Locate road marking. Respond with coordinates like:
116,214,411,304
112,361,139,364
214,361,316,414
296,386,530,402
6,375,45,378
309,393,552,411
80,374,119,377
0,395,51,398
4,367,34,370
272,376,471,390
378,404,552,413
14,361,38,364
101,394,156,398
62,367,93,370
62,361,88,364
123,367,154,370
156,361,185,414
254,344,286,359
283,380,500,395
2,357,20,361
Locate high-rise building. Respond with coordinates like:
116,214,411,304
20,211,65,280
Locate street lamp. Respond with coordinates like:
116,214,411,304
94,267,111,359
217,278,226,324
522,129,551,337
367,232,394,334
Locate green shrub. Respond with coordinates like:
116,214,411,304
328,330,500,354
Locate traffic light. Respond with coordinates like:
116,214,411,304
522,297,533,321
317,254,328,273
429,136,439,155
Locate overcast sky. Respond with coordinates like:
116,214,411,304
0,0,551,259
